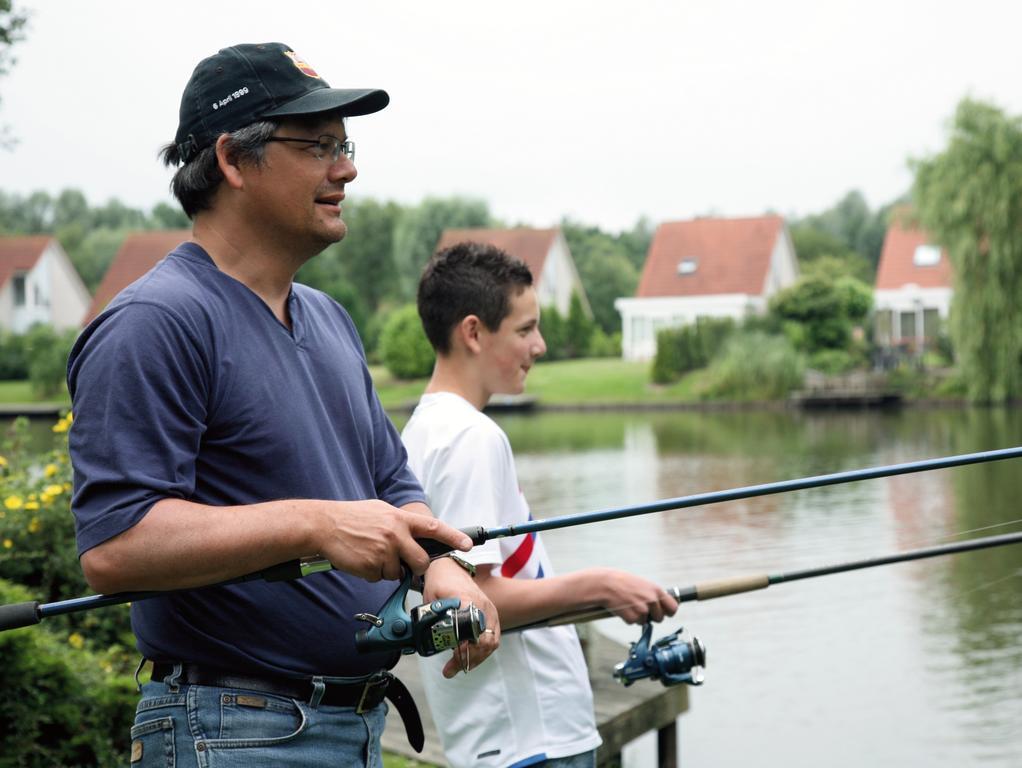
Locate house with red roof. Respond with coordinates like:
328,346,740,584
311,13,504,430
84,229,191,325
0,235,91,332
615,215,798,360
873,215,952,351
435,227,591,318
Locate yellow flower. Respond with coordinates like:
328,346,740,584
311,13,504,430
4,495,23,510
24,501,39,510
40,492,53,505
44,464,58,478
27,517,40,533
0,456,7,467
2,539,11,549
68,633,85,650
44,484,64,497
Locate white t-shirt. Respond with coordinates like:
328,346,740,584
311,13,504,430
402,392,602,768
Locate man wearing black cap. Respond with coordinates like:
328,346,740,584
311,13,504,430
66,43,498,767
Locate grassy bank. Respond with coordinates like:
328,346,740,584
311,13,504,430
370,357,710,411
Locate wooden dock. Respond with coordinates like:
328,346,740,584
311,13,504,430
382,627,690,767
791,370,901,409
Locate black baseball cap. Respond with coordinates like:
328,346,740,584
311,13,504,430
173,42,389,163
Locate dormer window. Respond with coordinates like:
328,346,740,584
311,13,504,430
677,258,698,276
913,245,941,267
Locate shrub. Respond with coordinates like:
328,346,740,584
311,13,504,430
587,328,621,358
379,304,435,380
808,348,859,375
0,578,137,768
0,331,29,380
651,317,735,384
0,415,133,650
24,324,79,398
702,331,804,400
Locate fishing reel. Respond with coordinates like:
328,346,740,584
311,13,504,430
354,571,485,656
614,622,707,687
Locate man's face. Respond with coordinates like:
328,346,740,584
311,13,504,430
478,286,547,396
242,115,356,253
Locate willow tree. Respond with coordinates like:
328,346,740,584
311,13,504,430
913,98,1022,403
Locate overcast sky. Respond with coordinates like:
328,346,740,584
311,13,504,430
2,0,1021,233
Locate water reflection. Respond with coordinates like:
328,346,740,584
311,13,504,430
493,406,1022,767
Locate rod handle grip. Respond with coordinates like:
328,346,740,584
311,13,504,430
695,574,770,600
0,600,42,632
418,526,488,558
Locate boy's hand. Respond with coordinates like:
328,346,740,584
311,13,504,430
595,568,679,624
424,556,501,678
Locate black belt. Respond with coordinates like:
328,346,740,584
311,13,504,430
151,661,424,752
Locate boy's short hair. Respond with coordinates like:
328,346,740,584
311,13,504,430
418,242,534,354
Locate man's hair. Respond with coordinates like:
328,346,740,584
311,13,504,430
159,121,278,218
418,242,534,355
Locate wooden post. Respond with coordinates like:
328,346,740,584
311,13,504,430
657,720,678,768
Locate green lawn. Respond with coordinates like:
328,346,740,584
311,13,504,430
370,357,709,411
0,380,70,406
0,357,700,413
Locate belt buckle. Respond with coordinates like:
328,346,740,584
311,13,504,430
355,671,392,714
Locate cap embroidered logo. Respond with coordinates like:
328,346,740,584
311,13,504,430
284,50,322,79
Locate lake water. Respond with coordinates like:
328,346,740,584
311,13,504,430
480,406,1022,767
13,406,1020,766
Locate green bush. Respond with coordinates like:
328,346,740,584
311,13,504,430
0,331,29,380
702,331,804,400
0,415,133,651
0,579,137,768
539,307,567,361
23,325,79,398
587,328,621,358
808,348,859,375
651,317,736,384
379,304,435,380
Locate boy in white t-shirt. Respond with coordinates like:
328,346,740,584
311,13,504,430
401,242,678,768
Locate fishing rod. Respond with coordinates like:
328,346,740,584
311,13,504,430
3,446,1022,658
508,529,1022,688
354,444,1022,653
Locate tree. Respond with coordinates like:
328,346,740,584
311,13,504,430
769,276,866,353
150,201,190,229
563,293,594,359
0,0,29,147
391,197,491,301
561,219,640,334
795,190,899,276
913,98,1022,403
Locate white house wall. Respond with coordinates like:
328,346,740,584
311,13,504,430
615,294,764,361
541,234,592,317
10,255,51,333
45,241,91,330
874,286,952,317
763,228,799,296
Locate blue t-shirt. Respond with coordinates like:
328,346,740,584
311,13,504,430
67,242,425,677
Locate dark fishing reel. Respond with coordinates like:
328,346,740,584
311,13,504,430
354,572,485,656
614,622,706,687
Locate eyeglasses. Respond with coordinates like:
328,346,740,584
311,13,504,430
265,135,355,163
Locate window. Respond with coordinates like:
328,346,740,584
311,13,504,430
913,245,941,267
899,311,917,340
12,274,25,307
875,309,893,345
677,258,698,275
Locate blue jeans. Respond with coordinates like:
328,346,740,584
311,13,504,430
542,749,598,767
130,679,388,767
